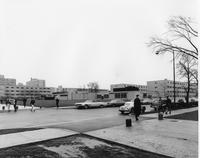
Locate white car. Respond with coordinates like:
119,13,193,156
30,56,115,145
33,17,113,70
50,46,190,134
75,100,108,109
119,101,134,114
119,101,146,114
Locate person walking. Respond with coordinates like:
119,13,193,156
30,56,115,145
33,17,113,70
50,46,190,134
56,98,59,109
165,96,172,114
158,97,163,112
23,98,27,108
133,95,141,121
6,99,11,112
30,98,36,112
13,99,18,112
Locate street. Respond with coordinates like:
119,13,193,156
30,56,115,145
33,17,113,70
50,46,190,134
0,107,151,132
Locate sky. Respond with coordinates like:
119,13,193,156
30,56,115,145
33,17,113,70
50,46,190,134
0,0,198,89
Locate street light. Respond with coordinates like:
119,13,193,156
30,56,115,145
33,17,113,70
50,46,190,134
156,51,176,113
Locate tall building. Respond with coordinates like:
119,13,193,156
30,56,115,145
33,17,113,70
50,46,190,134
0,75,53,99
0,75,16,86
3,85,52,99
147,79,198,100
26,78,45,87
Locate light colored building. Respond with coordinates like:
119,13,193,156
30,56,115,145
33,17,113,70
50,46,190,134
3,85,52,99
0,75,16,86
54,88,109,101
26,78,45,87
147,79,198,101
0,86,5,98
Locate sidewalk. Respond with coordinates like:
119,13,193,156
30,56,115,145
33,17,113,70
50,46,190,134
0,128,77,149
0,107,198,157
86,108,198,158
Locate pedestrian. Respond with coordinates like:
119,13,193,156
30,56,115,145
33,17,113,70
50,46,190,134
0,99,3,104
133,95,141,121
13,99,18,112
30,98,36,112
165,96,172,114
6,99,11,112
23,98,27,108
158,97,163,112
56,98,59,109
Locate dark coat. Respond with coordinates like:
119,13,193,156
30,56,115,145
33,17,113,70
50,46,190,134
134,98,141,116
30,99,35,105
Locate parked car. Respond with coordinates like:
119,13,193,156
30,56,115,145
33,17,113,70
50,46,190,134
141,98,153,105
150,99,167,111
119,101,146,114
189,97,198,103
75,100,108,109
178,99,185,103
107,99,125,107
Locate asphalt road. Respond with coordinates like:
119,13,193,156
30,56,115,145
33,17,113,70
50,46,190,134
0,107,152,132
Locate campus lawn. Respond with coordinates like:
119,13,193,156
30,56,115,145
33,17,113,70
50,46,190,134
0,128,42,135
165,110,198,121
0,134,171,158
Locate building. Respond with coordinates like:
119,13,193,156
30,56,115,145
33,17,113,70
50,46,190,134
147,79,198,101
54,88,109,101
0,75,54,99
0,86,5,98
26,78,45,87
0,75,16,86
110,84,142,100
110,83,147,100
3,85,52,99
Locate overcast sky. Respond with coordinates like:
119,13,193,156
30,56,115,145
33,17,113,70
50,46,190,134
0,0,197,89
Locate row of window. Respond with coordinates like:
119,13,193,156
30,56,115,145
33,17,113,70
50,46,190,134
5,87,50,90
115,93,127,99
5,90,50,93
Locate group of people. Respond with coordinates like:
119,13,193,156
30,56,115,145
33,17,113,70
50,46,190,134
1,98,36,112
158,96,172,115
132,95,172,121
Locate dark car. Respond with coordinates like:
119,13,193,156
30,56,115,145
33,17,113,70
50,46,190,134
107,99,125,107
150,99,167,111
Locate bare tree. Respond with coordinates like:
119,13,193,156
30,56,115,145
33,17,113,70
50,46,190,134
148,16,198,59
87,82,99,93
177,54,198,104
148,16,198,105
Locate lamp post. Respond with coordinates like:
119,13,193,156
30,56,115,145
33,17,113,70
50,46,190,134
156,51,176,113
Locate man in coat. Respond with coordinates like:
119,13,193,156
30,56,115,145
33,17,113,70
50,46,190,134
134,95,141,121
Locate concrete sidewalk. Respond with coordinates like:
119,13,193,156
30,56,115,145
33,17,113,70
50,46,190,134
86,118,198,158
0,128,77,149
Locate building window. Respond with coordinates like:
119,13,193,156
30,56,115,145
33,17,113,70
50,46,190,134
115,93,120,98
97,95,102,99
121,93,127,98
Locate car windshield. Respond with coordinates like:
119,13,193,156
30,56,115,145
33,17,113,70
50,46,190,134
85,100,93,102
124,102,131,106
111,99,120,103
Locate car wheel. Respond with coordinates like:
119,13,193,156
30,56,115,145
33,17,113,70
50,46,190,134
121,111,124,114
142,107,146,113
131,107,134,113
84,105,89,109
